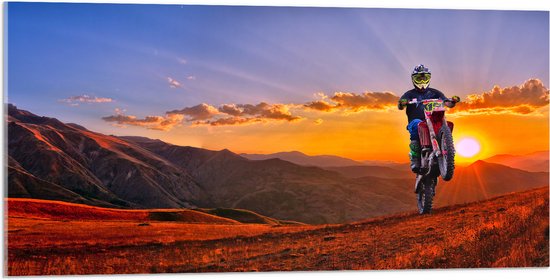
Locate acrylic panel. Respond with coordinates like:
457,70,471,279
4,2,549,275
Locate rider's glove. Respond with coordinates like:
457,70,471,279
399,99,408,107
451,95,461,103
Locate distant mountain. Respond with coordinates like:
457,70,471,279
483,151,549,172
122,136,420,223
240,151,364,167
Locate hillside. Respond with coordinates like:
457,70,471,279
8,105,549,224
7,187,548,275
8,104,209,209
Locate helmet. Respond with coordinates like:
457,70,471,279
411,64,431,91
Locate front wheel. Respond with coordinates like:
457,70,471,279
417,176,435,214
437,125,455,181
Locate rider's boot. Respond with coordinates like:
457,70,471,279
409,140,421,173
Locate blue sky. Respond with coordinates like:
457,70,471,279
5,3,549,159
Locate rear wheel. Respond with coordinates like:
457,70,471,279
417,176,435,214
437,125,455,181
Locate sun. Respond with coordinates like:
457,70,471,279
456,137,481,158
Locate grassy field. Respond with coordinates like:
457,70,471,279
6,187,549,275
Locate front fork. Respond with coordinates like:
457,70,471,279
420,114,447,173
424,115,442,157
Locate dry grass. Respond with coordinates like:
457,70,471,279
6,187,549,275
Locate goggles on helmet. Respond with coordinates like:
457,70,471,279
412,73,431,83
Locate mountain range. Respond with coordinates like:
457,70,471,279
7,104,549,224
241,151,403,168
483,151,548,172
241,151,363,167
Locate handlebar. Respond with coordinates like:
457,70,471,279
407,98,445,104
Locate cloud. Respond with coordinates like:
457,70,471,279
102,111,183,131
165,102,303,127
178,58,187,64
166,103,219,121
304,91,399,112
187,75,196,80
237,102,302,121
314,119,324,125
208,102,303,122
167,77,182,88
59,95,113,105
449,79,549,115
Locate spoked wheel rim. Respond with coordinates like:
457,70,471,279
438,125,455,181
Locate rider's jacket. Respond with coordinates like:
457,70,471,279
399,88,449,123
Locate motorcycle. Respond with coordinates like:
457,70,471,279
407,98,456,214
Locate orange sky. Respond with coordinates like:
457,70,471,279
156,101,548,164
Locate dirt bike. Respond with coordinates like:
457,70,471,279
407,98,456,214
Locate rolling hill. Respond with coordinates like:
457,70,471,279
7,198,240,224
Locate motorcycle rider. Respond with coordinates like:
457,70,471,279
398,64,460,173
